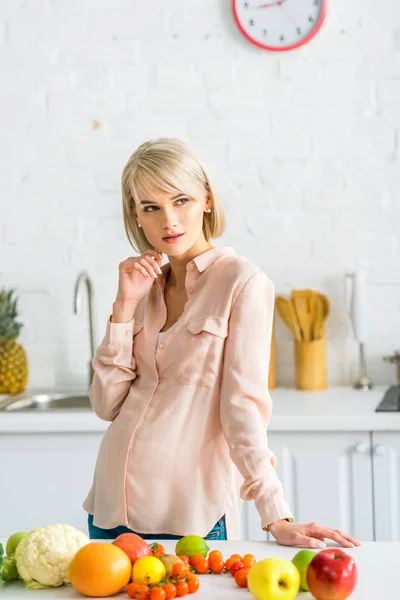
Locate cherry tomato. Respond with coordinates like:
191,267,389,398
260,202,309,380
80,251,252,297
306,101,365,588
150,588,166,600
187,574,200,593
209,556,224,574
230,560,245,576
163,583,177,599
176,580,189,597
127,582,151,599
178,555,190,565
171,563,189,579
225,554,242,571
193,557,209,574
242,554,256,569
190,554,205,568
150,542,166,558
208,550,223,561
234,569,249,588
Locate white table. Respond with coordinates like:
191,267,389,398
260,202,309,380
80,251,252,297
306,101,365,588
0,539,398,599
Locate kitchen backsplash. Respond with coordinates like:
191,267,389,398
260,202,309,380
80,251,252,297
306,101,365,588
0,0,399,390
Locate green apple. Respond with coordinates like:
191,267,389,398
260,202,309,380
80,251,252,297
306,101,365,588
292,549,317,591
248,557,300,600
6,532,28,557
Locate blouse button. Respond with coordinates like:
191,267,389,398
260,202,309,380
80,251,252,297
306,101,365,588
159,342,166,349
188,287,194,294
125,330,130,336
188,263,194,270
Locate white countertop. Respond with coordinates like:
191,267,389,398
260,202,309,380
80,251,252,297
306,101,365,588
0,385,399,433
0,539,397,599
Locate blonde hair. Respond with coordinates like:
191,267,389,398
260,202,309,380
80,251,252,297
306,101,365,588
121,137,225,254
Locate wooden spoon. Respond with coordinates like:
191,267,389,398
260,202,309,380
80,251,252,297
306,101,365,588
275,297,302,341
291,290,314,343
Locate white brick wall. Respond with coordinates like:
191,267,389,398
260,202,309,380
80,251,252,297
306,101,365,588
1,0,399,390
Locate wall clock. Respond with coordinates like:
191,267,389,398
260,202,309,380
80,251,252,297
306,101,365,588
232,0,327,52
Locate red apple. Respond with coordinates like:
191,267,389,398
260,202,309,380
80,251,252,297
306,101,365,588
112,533,152,565
306,548,357,600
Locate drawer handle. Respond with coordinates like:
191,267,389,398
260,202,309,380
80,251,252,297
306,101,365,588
354,442,369,454
373,444,387,456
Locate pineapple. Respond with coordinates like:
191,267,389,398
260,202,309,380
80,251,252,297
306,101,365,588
0,288,28,395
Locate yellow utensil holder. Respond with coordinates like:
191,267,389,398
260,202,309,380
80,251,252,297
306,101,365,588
295,338,327,390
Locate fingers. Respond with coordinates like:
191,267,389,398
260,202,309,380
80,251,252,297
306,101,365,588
292,533,326,549
308,523,360,548
139,257,161,278
132,261,152,278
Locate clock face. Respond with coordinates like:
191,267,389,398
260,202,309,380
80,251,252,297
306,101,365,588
232,0,327,52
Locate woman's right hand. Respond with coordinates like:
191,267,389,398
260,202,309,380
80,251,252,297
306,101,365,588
115,249,164,304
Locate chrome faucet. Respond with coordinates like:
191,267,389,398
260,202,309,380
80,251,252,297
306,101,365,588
73,271,96,389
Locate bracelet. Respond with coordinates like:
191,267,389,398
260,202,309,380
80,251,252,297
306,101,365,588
263,518,290,533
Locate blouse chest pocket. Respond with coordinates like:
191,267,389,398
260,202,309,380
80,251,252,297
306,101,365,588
175,316,229,388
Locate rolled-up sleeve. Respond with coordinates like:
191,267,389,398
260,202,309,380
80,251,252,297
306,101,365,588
89,317,138,422
220,270,295,531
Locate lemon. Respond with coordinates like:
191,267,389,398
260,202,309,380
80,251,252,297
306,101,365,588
175,535,209,558
132,556,166,585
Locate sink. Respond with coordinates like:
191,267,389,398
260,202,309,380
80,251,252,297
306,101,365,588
375,385,400,412
3,393,92,412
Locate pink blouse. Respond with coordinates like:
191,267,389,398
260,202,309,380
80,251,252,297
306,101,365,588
83,246,294,539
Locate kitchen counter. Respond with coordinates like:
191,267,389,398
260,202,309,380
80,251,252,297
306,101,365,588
0,539,398,599
0,385,399,433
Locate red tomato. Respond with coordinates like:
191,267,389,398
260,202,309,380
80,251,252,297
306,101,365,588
187,575,200,593
190,554,205,568
208,550,223,561
163,583,177,599
176,580,189,597
209,556,224,574
178,555,190,565
171,562,190,579
234,569,249,588
225,554,242,571
150,587,166,600
230,560,245,576
242,554,256,569
194,557,209,574
127,582,151,599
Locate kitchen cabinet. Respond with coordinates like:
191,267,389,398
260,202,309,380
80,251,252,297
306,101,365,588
0,432,101,538
1,386,399,542
372,431,400,541
242,431,374,542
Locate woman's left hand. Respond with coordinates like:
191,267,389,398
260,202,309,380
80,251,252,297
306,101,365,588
268,519,361,549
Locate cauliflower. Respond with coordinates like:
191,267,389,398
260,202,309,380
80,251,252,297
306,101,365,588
15,524,89,589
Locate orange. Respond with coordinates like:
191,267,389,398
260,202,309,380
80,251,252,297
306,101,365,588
69,542,131,597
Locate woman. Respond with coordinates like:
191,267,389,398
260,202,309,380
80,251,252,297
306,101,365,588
83,137,359,549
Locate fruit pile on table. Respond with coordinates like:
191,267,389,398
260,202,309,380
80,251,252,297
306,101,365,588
0,524,358,599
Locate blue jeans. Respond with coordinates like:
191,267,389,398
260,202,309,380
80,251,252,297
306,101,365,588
87,513,227,541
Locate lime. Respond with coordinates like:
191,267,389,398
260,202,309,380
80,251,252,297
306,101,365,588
292,549,317,591
175,535,209,558
6,532,28,557
132,556,166,585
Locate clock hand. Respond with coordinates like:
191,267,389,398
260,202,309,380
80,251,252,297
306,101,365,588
258,0,290,7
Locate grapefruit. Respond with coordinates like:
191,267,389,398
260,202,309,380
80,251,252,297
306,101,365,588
69,542,131,597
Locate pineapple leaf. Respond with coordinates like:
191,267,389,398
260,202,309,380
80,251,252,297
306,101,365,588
0,288,24,341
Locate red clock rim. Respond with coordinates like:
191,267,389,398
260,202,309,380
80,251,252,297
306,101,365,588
232,0,327,52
